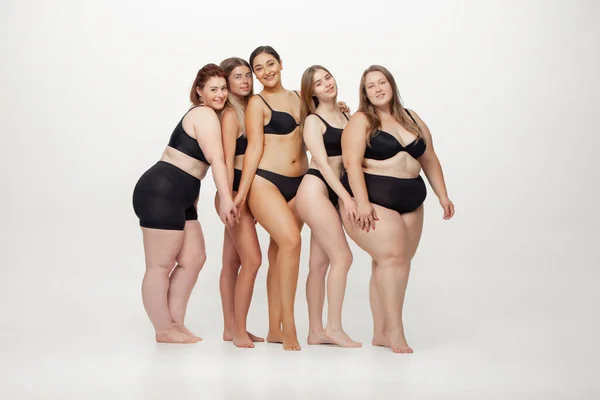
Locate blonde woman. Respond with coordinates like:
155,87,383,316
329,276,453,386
214,57,264,348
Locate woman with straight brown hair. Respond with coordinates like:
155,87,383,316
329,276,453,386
295,65,360,348
214,57,264,348
341,65,455,353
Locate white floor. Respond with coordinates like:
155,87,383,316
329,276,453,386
2,217,599,399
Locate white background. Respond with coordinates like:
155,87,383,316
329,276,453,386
2,0,599,398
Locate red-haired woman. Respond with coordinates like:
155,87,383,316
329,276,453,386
132,63,238,343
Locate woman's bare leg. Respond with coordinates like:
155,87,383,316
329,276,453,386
168,220,206,341
370,205,424,347
370,259,388,347
304,233,331,344
140,227,195,343
249,177,302,351
230,201,264,348
342,204,414,353
219,229,241,341
265,238,282,343
296,187,359,347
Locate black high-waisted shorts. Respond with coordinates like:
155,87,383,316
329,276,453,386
132,161,201,230
340,171,426,214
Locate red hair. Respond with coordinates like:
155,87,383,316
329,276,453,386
189,63,226,105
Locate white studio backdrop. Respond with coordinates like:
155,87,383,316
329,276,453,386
1,0,599,396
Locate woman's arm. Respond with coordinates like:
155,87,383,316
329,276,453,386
304,115,354,206
234,96,265,207
341,112,377,231
410,109,455,219
192,107,238,225
220,108,239,194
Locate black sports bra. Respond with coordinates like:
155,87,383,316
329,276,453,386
363,109,426,160
312,112,349,157
257,91,300,135
234,134,247,156
167,106,210,164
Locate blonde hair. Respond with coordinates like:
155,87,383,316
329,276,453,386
358,65,422,146
299,65,336,138
220,57,253,135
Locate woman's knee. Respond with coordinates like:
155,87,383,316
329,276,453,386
330,250,353,273
275,231,301,253
222,250,241,271
179,250,207,272
309,259,329,277
241,252,262,273
376,253,410,268
147,259,177,275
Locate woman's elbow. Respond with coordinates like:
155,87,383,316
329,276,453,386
343,158,362,171
247,144,263,160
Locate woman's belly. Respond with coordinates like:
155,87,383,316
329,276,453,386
258,133,308,177
362,152,422,179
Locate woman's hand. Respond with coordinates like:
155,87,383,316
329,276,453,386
356,201,378,232
233,192,247,216
338,101,351,114
219,196,239,227
340,197,358,225
439,197,455,220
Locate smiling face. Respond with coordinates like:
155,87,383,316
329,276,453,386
364,71,392,108
311,68,337,102
196,76,228,110
251,52,282,88
228,65,253,98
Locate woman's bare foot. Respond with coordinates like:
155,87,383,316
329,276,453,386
372,334,390,348
307,330,333,345
247,332,265,342
386,329,413,353
325,328,362,348
266,330,283,344
233,332,255,348
175,325,202,342
282,330,301,351
156,329,197,344
224,330,265,342
223,329,234,341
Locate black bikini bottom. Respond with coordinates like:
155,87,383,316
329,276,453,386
304,168,338,207
256,168,304,202
232,168,242,192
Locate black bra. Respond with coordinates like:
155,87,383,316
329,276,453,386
312,112,349,157
234,134,247,156
167,106,210,164
363,109,426,160
257,91,300,135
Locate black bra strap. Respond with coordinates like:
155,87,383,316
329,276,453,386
313,113,329,127
181,105,203,121
293,90,300,98
256,94,273,110
405,108,417,124
342,112,349,121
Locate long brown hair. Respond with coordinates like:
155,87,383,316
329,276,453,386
189,63,226,106
220,57,253,135
299,65,336,138
358,65,422,146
